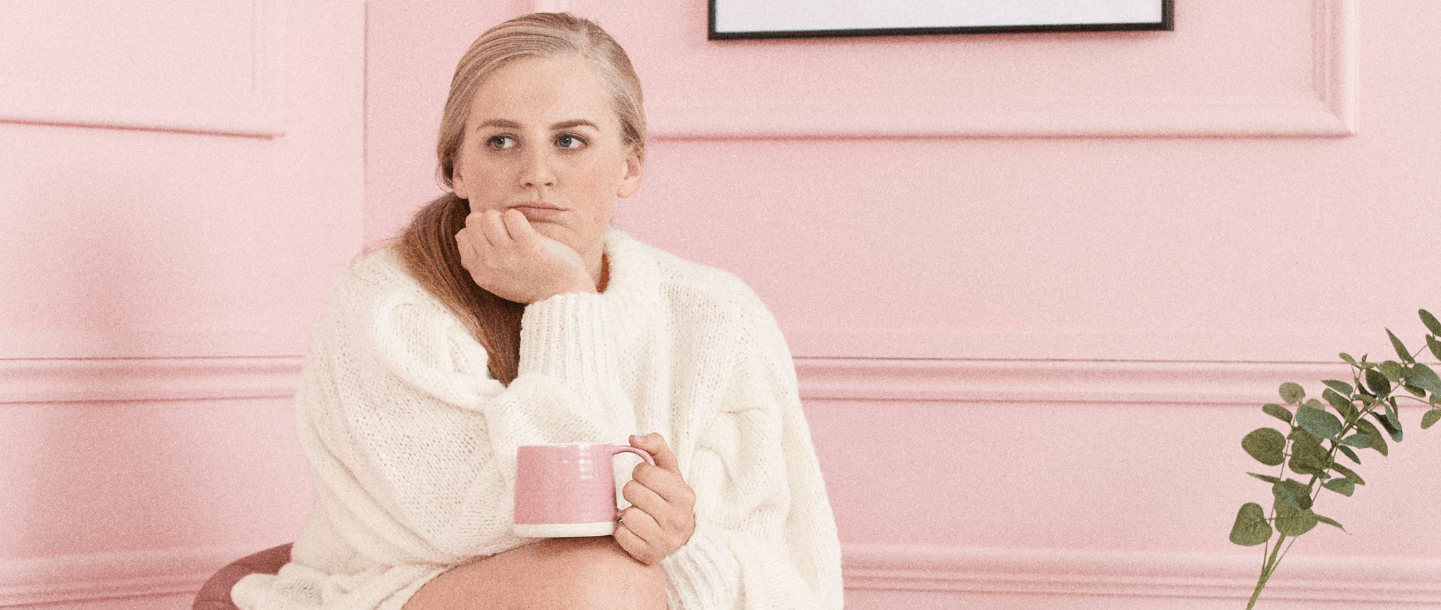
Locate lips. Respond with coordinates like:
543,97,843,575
509,201,563,221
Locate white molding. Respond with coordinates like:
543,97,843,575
0,0,286,137
0,357,303,404
843,544,1441,603
794,358,1355,405
0,355,1393,406
643,0,1358,138
0,545,258,607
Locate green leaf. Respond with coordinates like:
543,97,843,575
1272,478,1313,511
1376,404,1403,442
1289,432,1332,477
1322,388,1359,422
1322,477,1355,496
1421,309,1441,336
1381,361,1405,383
1338,444,1361,464
1230,502,1273,546
1248,472,1283,484
1365,368,1392,396
1242,428,1287,466
1279,382,1306,404
1341,352,1358,365
1263,403,1293,424
1275,504,1320,537
1330,462,1365,485
1422,409,1441,430
1388,329,1414,364
1407,363,1441,395
1339,433,1374,448
1428,335,1441,362
1314,513,1346,532
1354,418,1390,456
1323,379,1355,396
1296,406,1343,440
1404,383,1427,398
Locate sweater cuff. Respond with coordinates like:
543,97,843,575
660,519,740,608
518,292,621,388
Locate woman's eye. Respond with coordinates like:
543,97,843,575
556,134,586,149
487,136,515,149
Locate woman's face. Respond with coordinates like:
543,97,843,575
451,54,643,273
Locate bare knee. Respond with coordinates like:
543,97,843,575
403,537,666,610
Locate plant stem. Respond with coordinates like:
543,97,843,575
1247,534,1287,609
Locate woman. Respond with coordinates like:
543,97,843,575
233,12,842,610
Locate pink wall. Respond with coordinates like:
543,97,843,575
4,0,1441,608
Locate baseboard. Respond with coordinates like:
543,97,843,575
0,357,303,404
6,544,1438,608
0,545,258,608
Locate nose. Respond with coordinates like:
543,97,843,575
519,144,556,188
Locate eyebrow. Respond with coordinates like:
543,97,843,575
476,119,600,131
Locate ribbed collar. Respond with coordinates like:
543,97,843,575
598,227,663,350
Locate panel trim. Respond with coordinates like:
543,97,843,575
0,357,303,404
844,544,1441,603
0,0,286,137
642,0,1358,138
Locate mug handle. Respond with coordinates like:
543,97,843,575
611,445,656,521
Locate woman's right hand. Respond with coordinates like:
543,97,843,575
456,208,596,304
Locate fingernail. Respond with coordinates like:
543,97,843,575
630,435,641,444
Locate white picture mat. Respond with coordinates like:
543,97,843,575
714,0,1165,33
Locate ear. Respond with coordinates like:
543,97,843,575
451,157,472,200
615,148,644,198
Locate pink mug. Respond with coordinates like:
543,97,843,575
513,443,656,538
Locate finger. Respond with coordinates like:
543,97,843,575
501,208,538,248
454,229,475,268
619,505,662,545
613,520,659,565
622,478,668,515
630,433,681,474
478,209,511,246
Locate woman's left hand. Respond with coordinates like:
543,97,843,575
617,433,696,565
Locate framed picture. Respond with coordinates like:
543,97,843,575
709,0,1173,40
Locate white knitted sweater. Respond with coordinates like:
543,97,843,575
232,229,843,610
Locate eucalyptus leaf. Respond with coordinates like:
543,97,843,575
1289,433,1332,477
1296,407,1344,440
1272,478,1313,511
1322,388,1359,422
1339,433,1374,448
1337,444,1361,464
1314,513,1346,531
1230,502,1273,546
1354,418,1390,456
1422,409,1441,430
1381,361,1405,383
1341,352,1358,365
1263,403,1293,424
1330,462,1365,485
1421,309,1441,336
1243,428,1287,466
1322,477,1355,496
1404,383,1427,398
1388,329,1414,364
1428,335,1441,362
1274,504,1320,537
1376,405,1403,442
1248,472,1283,484
1279,382,1306,404
1407,363,1441,395
1322,380,1355,396
1365,368,1392,396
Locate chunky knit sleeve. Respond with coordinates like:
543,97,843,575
659,299,844,610
300,255,639,563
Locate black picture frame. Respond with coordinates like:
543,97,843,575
709,0,1173,40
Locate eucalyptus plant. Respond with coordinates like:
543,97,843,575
1229,309,1441,608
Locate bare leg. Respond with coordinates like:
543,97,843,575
402,537,668,610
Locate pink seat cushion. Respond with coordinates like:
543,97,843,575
193,543,292,610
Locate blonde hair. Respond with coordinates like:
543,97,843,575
398,13,645,384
